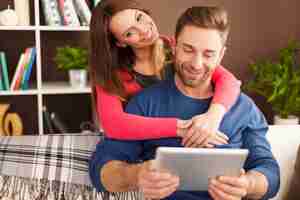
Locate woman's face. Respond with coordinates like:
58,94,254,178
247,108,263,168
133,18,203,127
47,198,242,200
109,9,159,49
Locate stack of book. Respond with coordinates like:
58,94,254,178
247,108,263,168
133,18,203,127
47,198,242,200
0,47,36,91
41,0,97,26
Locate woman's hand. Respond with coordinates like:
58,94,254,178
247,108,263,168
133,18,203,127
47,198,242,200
177,104,229,148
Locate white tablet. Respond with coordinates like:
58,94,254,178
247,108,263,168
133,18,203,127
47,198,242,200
155,147,249,191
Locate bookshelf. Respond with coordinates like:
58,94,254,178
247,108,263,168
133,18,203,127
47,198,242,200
0,0,92,135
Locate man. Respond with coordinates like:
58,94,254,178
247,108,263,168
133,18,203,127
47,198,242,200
89,6,280,200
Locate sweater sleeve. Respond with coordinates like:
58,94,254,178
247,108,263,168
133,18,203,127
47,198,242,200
96,85,177,140
211,65,241,110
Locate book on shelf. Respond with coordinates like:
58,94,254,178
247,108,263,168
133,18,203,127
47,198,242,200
73,0,91,26
21,47,36,90
10,53,25,90
58,0,81,26
41,0,63,26
42,106,55,134
50,112,68,133
0,52,10,90
0,60,4,91
93,0,101,7
41,0,93,26
9,47,35,91
14,48,32,90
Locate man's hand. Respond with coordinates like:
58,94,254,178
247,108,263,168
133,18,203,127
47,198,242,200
208,170,250,200
137,160,179,199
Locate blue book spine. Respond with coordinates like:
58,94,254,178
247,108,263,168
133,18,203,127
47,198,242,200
21,47,36,90
0,52,10,90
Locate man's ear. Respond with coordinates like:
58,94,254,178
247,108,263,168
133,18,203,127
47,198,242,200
116,41,127,48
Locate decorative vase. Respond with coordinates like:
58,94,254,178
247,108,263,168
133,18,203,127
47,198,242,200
68,69,87,88
274,115,299,125
0,6,18,26
14,0,30,25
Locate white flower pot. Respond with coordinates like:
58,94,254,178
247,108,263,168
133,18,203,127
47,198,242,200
274,115,299,125
69,69,87,88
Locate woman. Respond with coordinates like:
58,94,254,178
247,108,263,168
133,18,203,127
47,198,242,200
89,0,240,147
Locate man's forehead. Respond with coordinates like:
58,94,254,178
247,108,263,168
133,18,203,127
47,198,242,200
177,25,223,50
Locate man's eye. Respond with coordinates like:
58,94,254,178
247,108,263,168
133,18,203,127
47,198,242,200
136,13,143,22
205,54,215,59
183,48,193,53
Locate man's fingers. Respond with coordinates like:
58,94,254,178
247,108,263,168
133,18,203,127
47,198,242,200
209,134,228,145
142,181,178,199
208,186,222,200
218,176,246,188
210,179,247,197
208,184,236,200
216,131,229,140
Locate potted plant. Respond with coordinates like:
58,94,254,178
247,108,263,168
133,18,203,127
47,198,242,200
244,40,300,125
54,46,88,88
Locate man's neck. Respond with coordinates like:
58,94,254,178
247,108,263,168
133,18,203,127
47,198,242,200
174,74,214,99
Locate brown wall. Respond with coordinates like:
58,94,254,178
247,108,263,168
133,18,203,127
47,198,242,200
141,0,300,123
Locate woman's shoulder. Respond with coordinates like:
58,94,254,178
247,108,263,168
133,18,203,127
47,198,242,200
116,68,134,82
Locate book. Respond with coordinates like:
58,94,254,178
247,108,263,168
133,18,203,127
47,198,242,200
41,0,63,26
42,106,55,134
21,47,36,90
0,52,10,90
73,0,91,26
94,0,101,7
14,48,32,90
10,53,25,90
50,112,68,133
0,59,4,90
58,0,80,26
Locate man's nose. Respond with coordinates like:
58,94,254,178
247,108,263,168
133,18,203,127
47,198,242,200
190,54,203,70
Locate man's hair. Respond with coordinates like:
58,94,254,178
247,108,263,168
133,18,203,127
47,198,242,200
175,6,230,45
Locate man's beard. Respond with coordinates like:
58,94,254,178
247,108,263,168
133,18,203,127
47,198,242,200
175,62,212,88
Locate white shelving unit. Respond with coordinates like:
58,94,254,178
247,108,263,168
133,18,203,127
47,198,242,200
0,0,91,135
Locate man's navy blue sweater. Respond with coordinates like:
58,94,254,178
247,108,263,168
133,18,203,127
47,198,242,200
89,78,280,200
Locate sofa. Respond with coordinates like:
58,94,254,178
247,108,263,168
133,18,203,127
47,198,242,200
0,125,299,200
267,125,300,200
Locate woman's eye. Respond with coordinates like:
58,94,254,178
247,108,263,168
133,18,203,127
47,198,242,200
136,13,143,22
125,32,133,38
183,48,193,53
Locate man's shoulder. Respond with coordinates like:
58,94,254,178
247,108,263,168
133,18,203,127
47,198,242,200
133,79,173,100
233,92,257,109
226,92,261,119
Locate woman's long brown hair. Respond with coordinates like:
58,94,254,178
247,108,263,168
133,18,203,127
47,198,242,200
89,0,149,99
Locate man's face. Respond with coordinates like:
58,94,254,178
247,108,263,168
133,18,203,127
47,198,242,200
174,25,226,87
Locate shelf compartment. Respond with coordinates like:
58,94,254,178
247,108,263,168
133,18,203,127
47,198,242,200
43,94,92,134
0,95,38,135
0,31,37,91
40,31,88,83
